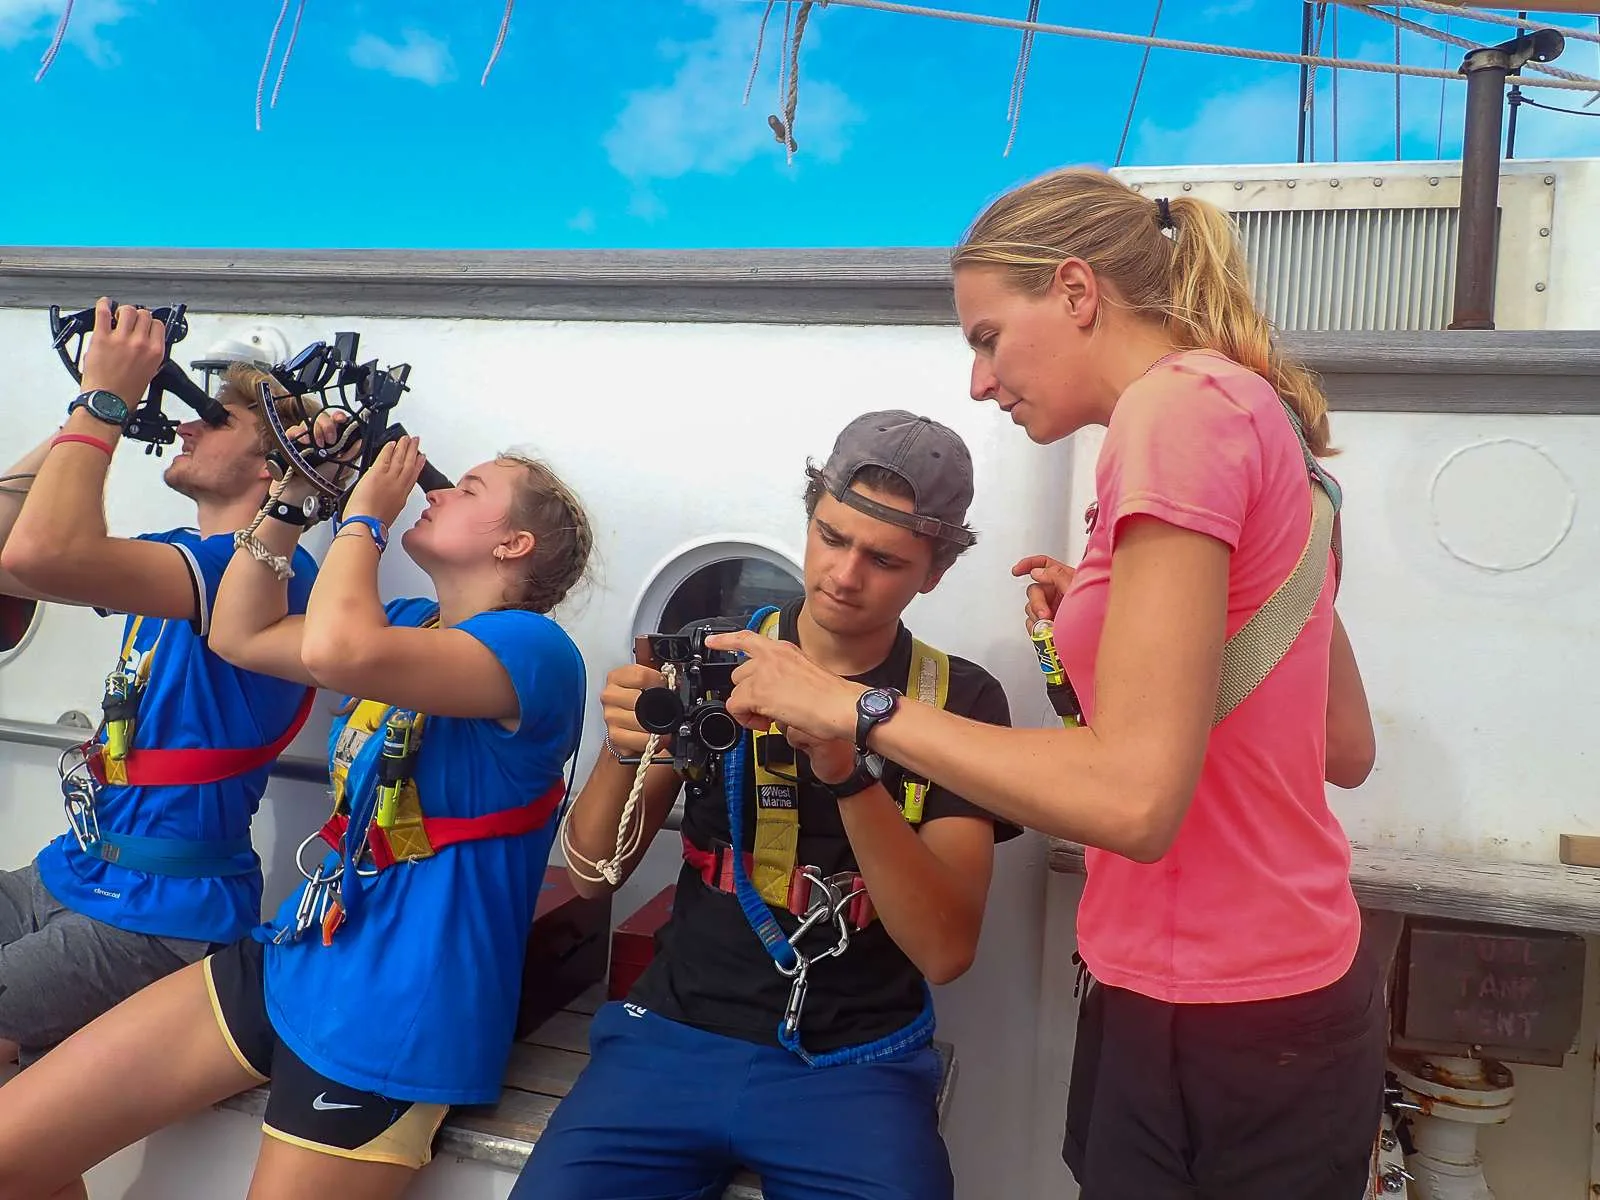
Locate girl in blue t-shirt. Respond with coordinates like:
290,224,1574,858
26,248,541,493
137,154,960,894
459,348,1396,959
0,434,592,1198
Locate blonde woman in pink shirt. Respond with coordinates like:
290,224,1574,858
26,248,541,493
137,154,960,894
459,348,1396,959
708,166,1380,1199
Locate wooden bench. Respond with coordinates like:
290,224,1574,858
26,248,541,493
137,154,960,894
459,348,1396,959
220,987,958,1199
1048,837,1600,935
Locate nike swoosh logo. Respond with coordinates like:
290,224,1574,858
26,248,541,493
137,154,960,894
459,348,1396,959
311,1092,362,1112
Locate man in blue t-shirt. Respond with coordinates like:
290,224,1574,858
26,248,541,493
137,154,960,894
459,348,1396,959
0,300,318,1067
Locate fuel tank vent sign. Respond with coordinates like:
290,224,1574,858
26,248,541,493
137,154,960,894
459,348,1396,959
1429,438,1575,573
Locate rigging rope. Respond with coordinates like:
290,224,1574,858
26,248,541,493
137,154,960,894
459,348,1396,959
1334,1,1598,87
481,0,514,86
1436,12,1450,155
34,0,73,82
1391,0,1600,47
271,0,308,112
1004,0,1040,157
760,0,1600,91
1394,7,1402,160
255,0,291,131
745,1,778,105
1114,0,1163,167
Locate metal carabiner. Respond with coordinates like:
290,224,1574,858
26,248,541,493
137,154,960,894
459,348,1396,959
293,828,347,885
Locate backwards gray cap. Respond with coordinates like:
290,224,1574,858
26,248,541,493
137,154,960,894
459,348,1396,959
810,410,977,547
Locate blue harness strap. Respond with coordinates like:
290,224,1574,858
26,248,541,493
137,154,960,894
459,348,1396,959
723,605,936,1068
83,830,256,878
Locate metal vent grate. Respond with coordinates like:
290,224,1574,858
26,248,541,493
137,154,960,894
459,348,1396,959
1233,206,1466,332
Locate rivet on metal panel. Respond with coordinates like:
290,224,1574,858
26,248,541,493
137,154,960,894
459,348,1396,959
1287,180,1297,189
1330,179,1341,188
1374,178,1384,187
1182,182,1193,191
1545,175,1556,185
1536,282,1547,292
1233,181,1244,190
1539,227,1550,237
1429,177,1440,186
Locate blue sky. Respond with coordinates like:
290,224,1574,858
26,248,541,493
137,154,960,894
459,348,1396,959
0,0,1596,248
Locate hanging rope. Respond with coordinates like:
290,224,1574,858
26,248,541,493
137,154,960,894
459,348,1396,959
745,1,778,104
270,0,308,111
255,0,291,131
481,0,514,86
769,0,814,161
1391,0,1600,47
1004,0,1040,157
34,0,74,82
1114,0,1163,167
770,0,1600,91
557,665,677,888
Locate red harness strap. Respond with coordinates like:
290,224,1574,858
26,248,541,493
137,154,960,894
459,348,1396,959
84,688,316,788
319,779,567,871
682,836,877,931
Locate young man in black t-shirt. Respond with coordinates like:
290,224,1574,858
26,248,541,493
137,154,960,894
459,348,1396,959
513,411,1018,1200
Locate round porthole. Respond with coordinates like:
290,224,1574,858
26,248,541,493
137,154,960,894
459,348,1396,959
0,595,39,664
630,537,804,645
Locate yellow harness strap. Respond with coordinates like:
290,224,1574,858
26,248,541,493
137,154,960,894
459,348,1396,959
748,612,951,907
101,615,166,786
328,618,439,863
331,702,438,863
750,612,801,906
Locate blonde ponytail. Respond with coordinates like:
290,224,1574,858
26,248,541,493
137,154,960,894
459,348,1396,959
953,168,1334,457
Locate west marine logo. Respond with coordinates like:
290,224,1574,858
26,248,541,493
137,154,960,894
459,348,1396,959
757,784,796,810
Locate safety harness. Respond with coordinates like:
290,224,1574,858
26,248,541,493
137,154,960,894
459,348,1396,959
693,605,947,1068
59,614,314,878
274,613,568,946
1032,398,1342,730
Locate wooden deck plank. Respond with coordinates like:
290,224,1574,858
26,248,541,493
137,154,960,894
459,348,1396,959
526,1008,595,1055
1048,838,1600,934
502,1042,589,1099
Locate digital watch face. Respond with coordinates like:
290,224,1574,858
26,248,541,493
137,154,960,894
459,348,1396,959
861,690,896,718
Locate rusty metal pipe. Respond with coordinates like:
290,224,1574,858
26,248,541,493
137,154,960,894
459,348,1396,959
1449,28,1566,331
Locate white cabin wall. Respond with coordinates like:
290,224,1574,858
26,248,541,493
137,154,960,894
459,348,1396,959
0,307,1069,1198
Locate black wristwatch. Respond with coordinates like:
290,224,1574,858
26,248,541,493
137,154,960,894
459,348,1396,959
854,687,901,751
815,750,884,801
68,389,131,428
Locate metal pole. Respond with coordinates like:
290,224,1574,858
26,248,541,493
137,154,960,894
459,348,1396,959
1448,28,1566,331
1506,11,1528,160
1298,3,1313,162
1450,48,1510,330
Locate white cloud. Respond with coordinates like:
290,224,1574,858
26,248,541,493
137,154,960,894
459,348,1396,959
0,0,132,67
349,29,455,86
602,0,861,187
566,208,597,233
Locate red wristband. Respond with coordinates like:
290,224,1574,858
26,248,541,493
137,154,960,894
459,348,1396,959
51,433,115,458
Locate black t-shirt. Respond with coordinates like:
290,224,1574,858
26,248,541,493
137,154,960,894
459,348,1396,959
629,598,1020,1052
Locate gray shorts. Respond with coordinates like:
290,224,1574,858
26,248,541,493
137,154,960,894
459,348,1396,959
0,863,209,1062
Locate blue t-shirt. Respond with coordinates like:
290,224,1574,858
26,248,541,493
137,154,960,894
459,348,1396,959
263,597,586,1105
35,528,318,945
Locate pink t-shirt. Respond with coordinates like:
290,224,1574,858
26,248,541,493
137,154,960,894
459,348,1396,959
1055,349,1359,1005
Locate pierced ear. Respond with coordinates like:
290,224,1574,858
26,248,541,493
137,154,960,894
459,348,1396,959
498,529,537,564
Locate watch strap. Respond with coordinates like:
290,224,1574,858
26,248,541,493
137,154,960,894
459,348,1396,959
815,751,882,801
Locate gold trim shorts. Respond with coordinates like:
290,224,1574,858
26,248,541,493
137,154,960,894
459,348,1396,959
203,936,447,1169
